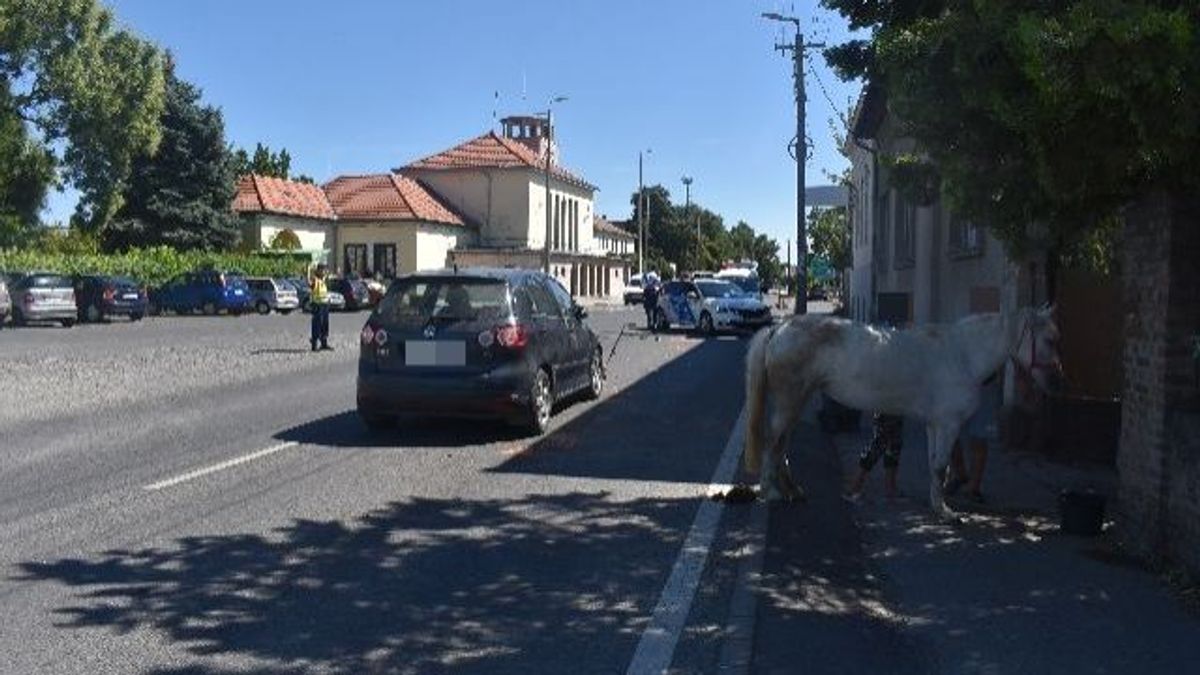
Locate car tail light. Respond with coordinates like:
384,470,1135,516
494,323,530,350
103,287,115,302
360,324,376,346
361,322,387,347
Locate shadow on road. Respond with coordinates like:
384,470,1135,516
274,410,526,449
15,491,693,674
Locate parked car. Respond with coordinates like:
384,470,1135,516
0,275,10,329
246,277,300,315
284,277,311,310
623,275,644,306
356,267,604,435
9,272,77,327
715,268,764,301
73,275,148,322
652,279,773,335
329,277,372,311
149,270,251,316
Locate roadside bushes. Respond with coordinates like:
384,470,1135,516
0,246,308,286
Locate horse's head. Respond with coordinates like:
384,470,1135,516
1012,305,1063,392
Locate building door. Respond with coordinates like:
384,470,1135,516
344,244,368,276
373,244,398,279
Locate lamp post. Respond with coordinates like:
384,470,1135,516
542,96,568,275
637,148,652,276
763,11,822,314
681,175,695,268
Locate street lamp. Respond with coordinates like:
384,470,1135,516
542,95,568,275
762,11,822,314
637,148,652,276
681,175,695,267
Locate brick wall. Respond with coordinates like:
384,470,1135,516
1118,193,1200,575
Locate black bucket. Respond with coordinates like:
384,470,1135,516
1058,490,1107,536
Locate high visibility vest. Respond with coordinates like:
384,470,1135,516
311,276,329,304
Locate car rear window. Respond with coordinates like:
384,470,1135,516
28,275,72,288
377,278,511,326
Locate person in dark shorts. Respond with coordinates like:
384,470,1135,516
642,277,660,331
946,371,1003,503
844,413,904,501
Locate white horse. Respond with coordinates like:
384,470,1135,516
743,307,1061,518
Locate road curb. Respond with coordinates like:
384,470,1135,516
716,502,769,673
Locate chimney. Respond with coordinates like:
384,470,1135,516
500,114,558,166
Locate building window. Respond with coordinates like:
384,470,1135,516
893,197,916,270
948,214,984,259
372,243,397,278
553,195,561,250
344,244,368,276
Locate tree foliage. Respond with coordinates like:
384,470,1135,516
0,81,55,248
269,228,302,251
625,185,785,288
0,0,166,231
808,206,851,273
230,143,313,183
821,0,1200,255
107,64,239,251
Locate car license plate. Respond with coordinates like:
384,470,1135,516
405,340,466,367
234,289,244,295
123,293,139,300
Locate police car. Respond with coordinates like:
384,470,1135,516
652,279,773,335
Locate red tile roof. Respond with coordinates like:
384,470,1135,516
402,131,595,190
232,175,335,220
594,216,636,239
323,174,466,226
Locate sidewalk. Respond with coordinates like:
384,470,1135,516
743,413,1200,674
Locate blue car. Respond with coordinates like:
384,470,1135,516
149,270,252,316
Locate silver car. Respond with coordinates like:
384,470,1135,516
10,273,77,327
246,277,300,315
0,275,10,328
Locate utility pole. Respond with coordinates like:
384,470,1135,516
763,12,823,315
637,149,651,276
783,238,791,310
542,96,567,275
682,175,694,268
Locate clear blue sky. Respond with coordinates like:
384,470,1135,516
46,0,863,261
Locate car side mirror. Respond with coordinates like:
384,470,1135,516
572,304,588,320
686,291,700,300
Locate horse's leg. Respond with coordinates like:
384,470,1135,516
926,422,959,521
766,386,811,502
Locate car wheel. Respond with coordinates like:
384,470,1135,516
585,349,604,400
359,410,395,433
279,309,293,316
522,368,553,435
13,308,26,327
698,311,715,336
86,304,103,323
61,319,76,328
255,300,271,315
130,312,143,322
201,301,217,316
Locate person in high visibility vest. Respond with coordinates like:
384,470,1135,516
310,262,332,352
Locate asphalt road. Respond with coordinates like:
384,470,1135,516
0,307,755,674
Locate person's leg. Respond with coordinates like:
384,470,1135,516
846,414,886,499
966,437,989,496
881,415,903,498
310,305,320,350
319,305,331,349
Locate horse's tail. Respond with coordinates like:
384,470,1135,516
743,324,776,474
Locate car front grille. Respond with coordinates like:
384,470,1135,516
736,307,770,319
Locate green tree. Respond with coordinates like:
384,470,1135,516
230,142,312,183
0,81,55,248
269,228,302,251
808,206,850,272
821,0,1200,256
107,65,238,251
0,0,166,231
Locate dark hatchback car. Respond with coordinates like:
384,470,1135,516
74,275,148,322
356,268,605,435
329,277,372,311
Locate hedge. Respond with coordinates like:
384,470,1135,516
0,247,311,287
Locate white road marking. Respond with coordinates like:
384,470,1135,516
626,406,747,675
142,441,299,491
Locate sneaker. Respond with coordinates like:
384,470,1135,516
320,343,334,351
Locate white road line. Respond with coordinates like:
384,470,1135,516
626,406,747,675
142,441,299,491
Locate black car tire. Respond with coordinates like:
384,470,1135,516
130,312,143,322
279,309,293,316
359,410,395,433
61,319,75,328
202,301,217,316
230,308,244,317
521,368,553,436
698,311,715,336
255,300,271,315
585,349,604,400
85,304,103,323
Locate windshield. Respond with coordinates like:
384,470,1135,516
718,275,760,294
28,275,72,288
377,278,510,326
696,280,744,299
